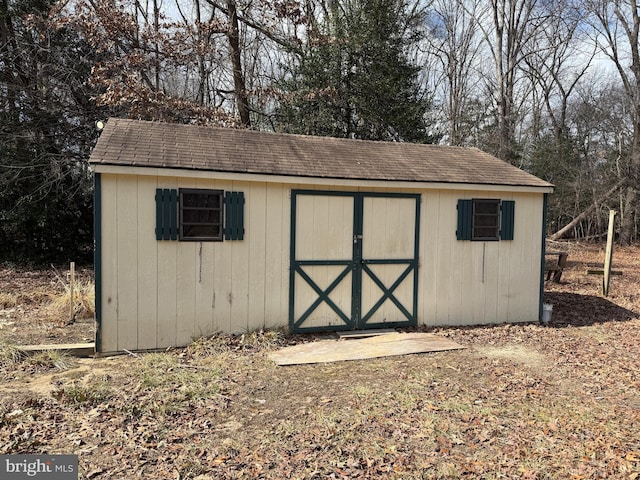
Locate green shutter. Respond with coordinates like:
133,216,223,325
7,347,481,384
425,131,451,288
155,189,163,240
500,200,515,240
225,191,245,240
155,188,178,240
169,189,178,240
456,199,473,240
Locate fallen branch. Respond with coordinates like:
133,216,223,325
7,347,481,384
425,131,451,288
549,179,626,240
122,348,142,359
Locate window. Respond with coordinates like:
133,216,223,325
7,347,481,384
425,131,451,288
456,199,515,241
155,188,245,242
472,199,500,240
179,189,223,241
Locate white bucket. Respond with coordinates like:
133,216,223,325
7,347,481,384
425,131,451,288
541,303,553,324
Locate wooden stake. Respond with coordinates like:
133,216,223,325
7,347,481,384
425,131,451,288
69,261,75,323
603,210,616,297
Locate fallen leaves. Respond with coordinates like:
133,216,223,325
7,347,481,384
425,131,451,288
1,245,640,477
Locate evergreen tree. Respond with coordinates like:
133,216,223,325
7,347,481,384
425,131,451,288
275,0,435,143
0,0,105,263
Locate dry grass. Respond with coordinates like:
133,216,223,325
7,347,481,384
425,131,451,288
25,350,71,371
0,343,24,367
0,293,18,309
46,279,95,323
0,344,70,371
53,376,113,405
1,264,96,345
1,319,640,478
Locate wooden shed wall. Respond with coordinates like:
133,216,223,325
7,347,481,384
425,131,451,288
419,189,543,326
97,172,544,352
98,173,292,353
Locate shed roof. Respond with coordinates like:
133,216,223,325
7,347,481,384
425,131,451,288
89,118,552,188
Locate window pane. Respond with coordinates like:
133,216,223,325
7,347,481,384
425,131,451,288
183,224,220,238
474,226,499,238
474,200,499,214
183,209,220,224
183,193,220,209
472,199,500,241
474,215,499,227
182,193,200,208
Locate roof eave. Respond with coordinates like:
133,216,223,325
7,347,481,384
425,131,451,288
91,163,554,193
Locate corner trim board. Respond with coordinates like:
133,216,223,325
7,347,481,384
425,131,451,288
94,173,102,352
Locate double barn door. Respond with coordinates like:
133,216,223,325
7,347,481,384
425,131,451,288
289,191,420,332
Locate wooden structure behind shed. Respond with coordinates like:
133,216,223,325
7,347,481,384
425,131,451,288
89,118,554,354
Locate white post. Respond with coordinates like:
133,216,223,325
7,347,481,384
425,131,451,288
69,261,76,323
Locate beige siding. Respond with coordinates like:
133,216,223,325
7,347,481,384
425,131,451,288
136,176,159,350
99,174,119,352
419,189,543,326
98,173,545,352
263,183,289,329
98,175,292,352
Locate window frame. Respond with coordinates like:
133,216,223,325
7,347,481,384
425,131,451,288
178,188,224,242
471,198,501,241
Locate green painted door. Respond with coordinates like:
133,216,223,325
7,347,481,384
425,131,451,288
290,190,420,333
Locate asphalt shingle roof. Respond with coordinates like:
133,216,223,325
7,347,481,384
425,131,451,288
89,118,552,188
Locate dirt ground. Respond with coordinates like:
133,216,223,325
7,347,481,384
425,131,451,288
1,243,640,479
543,241,640,323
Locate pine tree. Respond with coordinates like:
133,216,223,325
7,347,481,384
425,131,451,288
0,0,103,263
276,0,435,143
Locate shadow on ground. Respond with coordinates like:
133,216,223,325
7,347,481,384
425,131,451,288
543,291,638,327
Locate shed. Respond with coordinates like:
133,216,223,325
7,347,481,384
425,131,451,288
89,118,553,354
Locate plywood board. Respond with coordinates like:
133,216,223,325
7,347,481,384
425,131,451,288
269,332,464,366
337,328,396,338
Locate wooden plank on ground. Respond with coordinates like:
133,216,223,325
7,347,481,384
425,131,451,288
269,333,464,366
586,270,623,275
17,343,95,357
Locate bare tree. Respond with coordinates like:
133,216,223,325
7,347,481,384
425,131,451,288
474,0,544,163
523,0,593,142
426,0,483,145
586,0,640,244
62,0,294,126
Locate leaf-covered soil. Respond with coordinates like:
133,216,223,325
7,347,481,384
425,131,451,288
1,243,640,479
0,264,95,345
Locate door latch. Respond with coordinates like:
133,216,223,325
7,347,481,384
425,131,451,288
353,234,363,243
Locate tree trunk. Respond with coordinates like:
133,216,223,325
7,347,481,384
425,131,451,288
609,0,640,244
487,0,538,164
619,117,639,244
153,0,161,91
227,0,250,127
195,0,206,105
